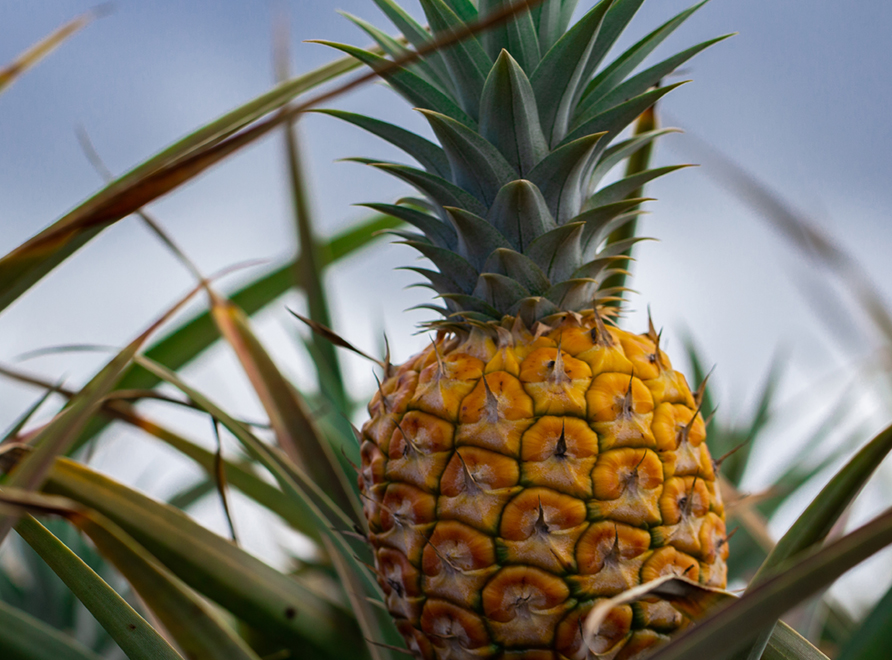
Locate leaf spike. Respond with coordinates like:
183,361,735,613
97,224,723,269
210,417,239,545
694,364,717,408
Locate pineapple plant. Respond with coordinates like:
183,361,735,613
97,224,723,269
4,3,892,660
316,0,732,656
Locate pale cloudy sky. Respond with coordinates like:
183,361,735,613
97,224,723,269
2,0,892,608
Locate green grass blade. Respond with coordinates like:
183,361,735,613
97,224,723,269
0,52,364,315
0,599,104,660
649,507,892,660
13,515,184,660
209,295,361,523
73,212,400,452
836,581,892,660
0,9,99,95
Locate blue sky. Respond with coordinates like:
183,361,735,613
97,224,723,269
2,0,892,609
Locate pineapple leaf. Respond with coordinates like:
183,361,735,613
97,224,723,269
209,295,362,523
479,50,549,176
571,0,647,109
473,273,531,310
443,0,478,21
837,581,892,660
765,623,830,660
588,128,681,188
525,222,584,281
487,180,557,252
0,51,363,314
362,203,458,249
311,40,474,126
514,296,562,325
445,207,513,270
566,80,685,145
559,0,581,31
0,284,202,545
544,277,598,308
74,211,400,454
401,266,465,296
586,164,692,208
418,0,491,119
314,109,452,180
339,11,449,91
531,0,614,145
0,8,99,96
439,293,503,318
582,34,734,119
370,162,489,215
401,241,479,293
532,0,565,54
13,515,184,660
528,133,606,224
11,499,262,660
572,197,652,254
753,422,892,583
649,507,892,660
369,0,455,85
482,248,551,295
21,454,348,652
478,0,541,71
579,0,710,113
0,599,104,660
419,109,518,204
110,401,324,542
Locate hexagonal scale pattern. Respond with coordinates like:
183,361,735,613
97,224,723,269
360,313,728,660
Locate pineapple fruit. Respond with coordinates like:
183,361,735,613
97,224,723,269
323,0,731,657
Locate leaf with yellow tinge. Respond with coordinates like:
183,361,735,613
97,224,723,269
0,9,102,95
132,356,406,658
0,53,363,315
209,293,362,523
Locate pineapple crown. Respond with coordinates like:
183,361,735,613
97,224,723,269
314,0,728,330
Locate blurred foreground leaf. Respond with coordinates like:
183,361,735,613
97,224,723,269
0,9,101,95
0,599,104,660
14,514,183,660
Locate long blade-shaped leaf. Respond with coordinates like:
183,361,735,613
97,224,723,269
743,422,892,660
26,456,348,654
837,581,892,660
209,294,361,523
0,51,364,315
0,9,99,95
10,498,260,660
74,212,400,452
132,357,402,654
0,284,202,544
13,515,183,660
649,507,892,660
0,599,104,660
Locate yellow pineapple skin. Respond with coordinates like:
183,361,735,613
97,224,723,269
360,313,728,660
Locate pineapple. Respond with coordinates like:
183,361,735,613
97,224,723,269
321,0,731,657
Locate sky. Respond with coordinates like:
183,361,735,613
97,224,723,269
2,0,892,613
